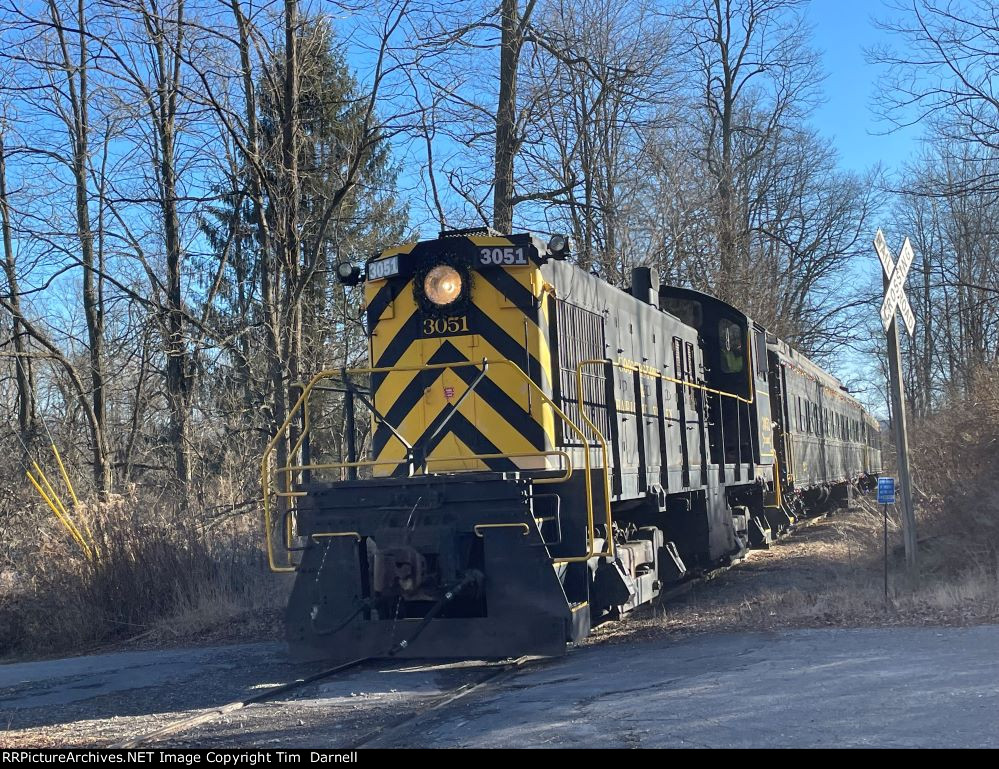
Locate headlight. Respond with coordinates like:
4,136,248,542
547,234,570,259
424,265,463,306
334,262,361,285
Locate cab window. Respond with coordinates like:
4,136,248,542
719,319,745,374
663,298,702,329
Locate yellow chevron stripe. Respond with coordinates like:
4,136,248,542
426,434,490,472
368,280,553,438
371,335,556,474
468,235,515,247
373,333,553,448
373,381,546,471
448,332,555,450
379,241,419,258
506,263,541,297
471,276,553,387
370,280,417,362
378,365,539,454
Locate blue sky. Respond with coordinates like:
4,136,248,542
804,1,922,412
805,0,923,174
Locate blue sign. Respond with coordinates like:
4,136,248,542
878,477,896,505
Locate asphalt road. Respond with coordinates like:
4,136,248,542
379,625,999,748
3,625,998,748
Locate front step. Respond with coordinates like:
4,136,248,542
749,515,773,548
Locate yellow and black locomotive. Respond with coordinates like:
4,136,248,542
262,228,881,662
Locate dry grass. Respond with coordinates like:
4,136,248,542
907,370,999,574
0,494,288,660
593,502,999,646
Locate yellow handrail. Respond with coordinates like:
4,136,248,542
580,357,754,406
261,358,609,573
767,450,784,510
281,449,573,484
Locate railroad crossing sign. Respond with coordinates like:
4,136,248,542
872,228,918,569
874,229,916,336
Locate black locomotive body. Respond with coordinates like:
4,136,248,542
263,230,881,662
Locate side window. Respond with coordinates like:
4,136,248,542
719,319,744,374
754,330,768,380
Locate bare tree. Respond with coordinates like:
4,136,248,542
0,0,115,494
0,128,36,450
873,0,999,196
679,0,821,301
520,0,677,278
411,0,609,232
493,0,537,232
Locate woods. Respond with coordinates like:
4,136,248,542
0,0,996,653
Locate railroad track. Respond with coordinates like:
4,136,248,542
350,655,544,748
108,657,370,749
107,506,845,749
107,655,547,750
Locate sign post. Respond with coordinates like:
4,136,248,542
874,230,918,570
878,477,896,599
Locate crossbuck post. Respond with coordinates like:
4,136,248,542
874,229,918,570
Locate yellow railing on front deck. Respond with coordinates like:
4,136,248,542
261,358,612,573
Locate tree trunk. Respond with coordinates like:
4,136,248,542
155,3,193,495
0,132,36,451
272,0,302,503
493,0,519,233
63,0,112,495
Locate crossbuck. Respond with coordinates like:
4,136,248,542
874,229,915,337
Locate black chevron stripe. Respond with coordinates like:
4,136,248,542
371,340,548,457
449,360,546,448
475,266,537,311
365,282,394,327
371,340,464,454
466,303,550,391
373,310,422,370
390,410,518,476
